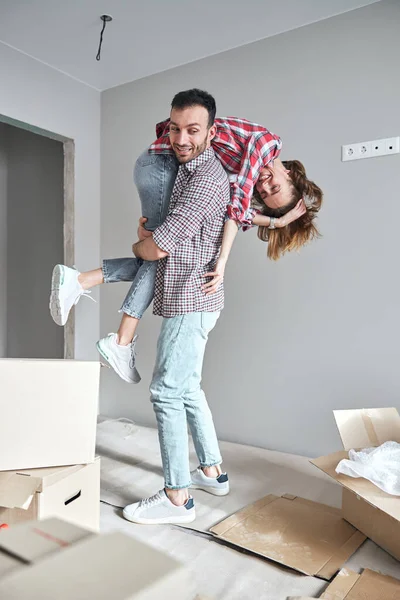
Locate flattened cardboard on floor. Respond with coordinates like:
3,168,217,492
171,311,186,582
287,567,400,599
0,458,100,531
311,408,400,561
0,517,93,580
0,359,100,470
209,494,365,580
0,524,194,599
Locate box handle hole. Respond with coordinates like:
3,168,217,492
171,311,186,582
65,490,81,506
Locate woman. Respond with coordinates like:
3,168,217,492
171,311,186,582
49,115,323,383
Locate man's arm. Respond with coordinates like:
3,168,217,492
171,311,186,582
151,174,227,255
132,237,168,261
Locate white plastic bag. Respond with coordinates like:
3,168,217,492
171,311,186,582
335,440,400,496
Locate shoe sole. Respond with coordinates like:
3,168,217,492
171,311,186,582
190,483,230,496
96,339,136,384
122,510,196,525
49,264,66,326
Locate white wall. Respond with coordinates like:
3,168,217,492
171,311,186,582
0,42,100,359
6,125,64,358
100,0,400,456
0,123,7,357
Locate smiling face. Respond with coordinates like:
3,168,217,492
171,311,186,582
169,105,216,164
255,159,293,210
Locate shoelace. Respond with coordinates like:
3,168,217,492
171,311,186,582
74,289,97,306
129,335,138,370
71,266,97,306
139,492,163,508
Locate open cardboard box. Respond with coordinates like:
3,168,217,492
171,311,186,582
208,493,365,580
311,408,400,561
0,517,93,579
0,359,100,470
288,567,400,599
0,518,194,599
0,458,100,531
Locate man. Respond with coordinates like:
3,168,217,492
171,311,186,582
122,89,230,525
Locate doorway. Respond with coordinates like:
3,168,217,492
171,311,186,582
0,115,74,359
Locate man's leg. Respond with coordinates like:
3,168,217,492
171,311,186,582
152,313,223,503
183,312,230,496
122,314,197,525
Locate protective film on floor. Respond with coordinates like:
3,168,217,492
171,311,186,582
97,418,400,600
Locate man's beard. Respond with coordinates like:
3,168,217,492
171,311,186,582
173,136,208,163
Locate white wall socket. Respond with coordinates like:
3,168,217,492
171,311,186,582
342,136,399,161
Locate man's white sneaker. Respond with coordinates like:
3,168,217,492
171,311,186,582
96,333,141,384
49,264,94,326
123,490,195,525
190,468,230,496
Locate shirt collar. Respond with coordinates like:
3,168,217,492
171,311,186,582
184,147,215,172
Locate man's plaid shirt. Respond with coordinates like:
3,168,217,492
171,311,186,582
150,117,282,231
152,147,230,318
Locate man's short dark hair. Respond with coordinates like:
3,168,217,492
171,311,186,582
171,89,216,128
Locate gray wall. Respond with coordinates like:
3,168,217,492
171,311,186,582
0,41,100,360
100,0,400,457
0,124,7,357
6,125,64,358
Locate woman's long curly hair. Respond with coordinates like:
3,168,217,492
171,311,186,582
253,160,323,260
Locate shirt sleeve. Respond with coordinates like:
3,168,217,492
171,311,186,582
153,175,227,254
155,118,170,138
149,118,173,153
226,132,282,231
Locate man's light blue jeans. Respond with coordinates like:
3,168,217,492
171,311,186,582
150,311,223,489
102,149,179,318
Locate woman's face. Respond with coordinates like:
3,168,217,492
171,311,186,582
255,160,292,209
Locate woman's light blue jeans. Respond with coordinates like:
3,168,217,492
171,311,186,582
102,149,179,318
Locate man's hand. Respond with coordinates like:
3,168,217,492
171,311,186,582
138,217,153,241
276,199,306,228
202,257,226,296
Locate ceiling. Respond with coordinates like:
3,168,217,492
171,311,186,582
0,0,382,91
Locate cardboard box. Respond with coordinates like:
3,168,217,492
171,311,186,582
0,517,93,580
209,493,365,580
311,408,400,561
0,359,100,470
0,518,194,599
0,458,100,531
287,567,400,599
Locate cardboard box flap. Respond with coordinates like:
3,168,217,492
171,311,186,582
0,517,92,564
319,567,360,598
334,408,400,451
0,530,192,600
321,568,400,599
0,473,41,509
311,452,400,521
0,463,85,509
288,568,400,599
209,494,365,580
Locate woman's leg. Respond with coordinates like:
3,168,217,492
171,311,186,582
112,150,178,344
97,150,178,382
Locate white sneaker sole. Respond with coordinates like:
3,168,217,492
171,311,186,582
122,509,196,525
96,339,136,384
49,264,66,326
190,483,230,496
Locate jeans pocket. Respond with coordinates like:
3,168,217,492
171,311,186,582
200,312,220,335
135,151,159,168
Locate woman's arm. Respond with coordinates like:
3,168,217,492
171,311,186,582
202,219,238,295
252,199,306,228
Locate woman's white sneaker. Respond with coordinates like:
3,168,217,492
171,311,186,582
96,333,141,384
123,490,195,525
49,264,94,326
190,468,230,496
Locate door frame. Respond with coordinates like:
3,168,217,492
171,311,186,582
0,114,75,358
